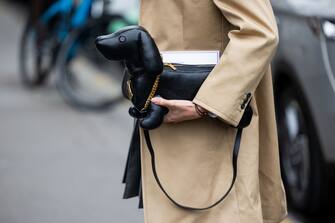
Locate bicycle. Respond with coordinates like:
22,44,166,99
55,1,138,110
19,0,137,110
19,0,92,86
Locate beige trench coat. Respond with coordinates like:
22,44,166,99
138,0,287,222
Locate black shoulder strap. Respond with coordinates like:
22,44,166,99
143,127,243,211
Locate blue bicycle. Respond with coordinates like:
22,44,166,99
19,0,137,110
19,0,93,86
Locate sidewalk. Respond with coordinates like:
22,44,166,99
0,2,142,223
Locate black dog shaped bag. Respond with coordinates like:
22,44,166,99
95,25,252,211
95,26,228,130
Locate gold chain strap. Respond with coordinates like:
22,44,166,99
127,63,176,112
141,74,161,111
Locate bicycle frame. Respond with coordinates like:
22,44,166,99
40,0,93,40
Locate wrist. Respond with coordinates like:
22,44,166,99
193,103,208,117
193,102,218,118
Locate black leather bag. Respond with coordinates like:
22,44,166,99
151,64,214,100
95,25,253,211
123,63,214,115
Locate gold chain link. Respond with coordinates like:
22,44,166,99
133,63,176,111
141,74,161,111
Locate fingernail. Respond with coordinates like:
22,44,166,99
151,97,159,103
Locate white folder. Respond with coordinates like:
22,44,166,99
160,51,220,65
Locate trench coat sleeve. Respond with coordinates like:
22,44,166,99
193,0,278,127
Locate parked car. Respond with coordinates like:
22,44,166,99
271,0,335,213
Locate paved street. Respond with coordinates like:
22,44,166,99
0,2,142,223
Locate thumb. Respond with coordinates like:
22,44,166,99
151,97,171,107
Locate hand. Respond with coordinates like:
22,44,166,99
151,97,205,123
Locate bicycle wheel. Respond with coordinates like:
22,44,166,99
19,17,56,87
56,18,124,111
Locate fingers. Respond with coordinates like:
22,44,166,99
151,97,173,108
150,98,203,124
151,97,174,123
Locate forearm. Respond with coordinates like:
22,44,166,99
193,0,278,127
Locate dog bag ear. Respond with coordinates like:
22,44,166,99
139,31,163,76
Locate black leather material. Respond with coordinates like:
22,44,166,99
96,26,254,210
122,119,141,199
95,25,164,113
158,65,214,100
140,101,169,130
158,64,253,129
96,26,221,130
96,26,253,130
95,25,163,76
237,103,253,128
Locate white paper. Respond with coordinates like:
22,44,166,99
160,51,220,65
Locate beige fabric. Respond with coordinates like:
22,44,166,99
139,0,288,222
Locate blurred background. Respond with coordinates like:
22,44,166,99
0,0,334,222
